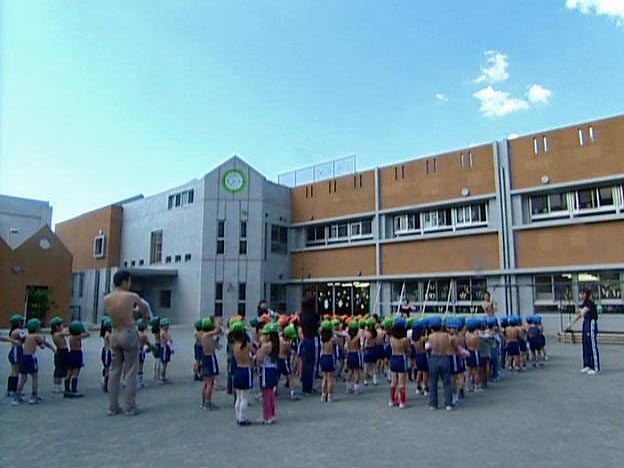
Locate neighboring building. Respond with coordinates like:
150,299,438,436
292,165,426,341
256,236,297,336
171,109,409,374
0,196,72,327
56,114,624,331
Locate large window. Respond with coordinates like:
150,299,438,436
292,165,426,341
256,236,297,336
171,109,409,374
93,235,106,258
575,186,616,214
529,192,569,220
159,290,171,308
422,208,452,232
216,220,225,255
271,225,288,254
305,218,373,247
455,204,487,228
168,189,194,209
150,230,163,264
239,221,247,255
238,283,246,315
393,213,419,235
215,282,223,317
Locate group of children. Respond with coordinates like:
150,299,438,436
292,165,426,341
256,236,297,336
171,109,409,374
4,314,90,405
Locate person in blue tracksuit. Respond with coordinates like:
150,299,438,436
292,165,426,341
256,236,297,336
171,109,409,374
298,296,320,395
567,288,600,375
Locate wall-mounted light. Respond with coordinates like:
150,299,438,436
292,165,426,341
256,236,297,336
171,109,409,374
11,266,25,274
460,188,470,197
540,175,550,185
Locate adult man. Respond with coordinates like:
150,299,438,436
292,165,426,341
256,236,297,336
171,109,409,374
567,288,600,375
427,317,453,411
103,270,149,415
298,296,320,395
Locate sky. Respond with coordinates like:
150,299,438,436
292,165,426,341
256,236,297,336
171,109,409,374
1,0,623,225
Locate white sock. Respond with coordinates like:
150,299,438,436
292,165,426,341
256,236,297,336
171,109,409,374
240,392,248,421
234,397,241,422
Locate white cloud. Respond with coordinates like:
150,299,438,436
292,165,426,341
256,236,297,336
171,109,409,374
565,0,624,24
473,86,529,117
474,50,510,84
435,93,448,102
527,84,552,104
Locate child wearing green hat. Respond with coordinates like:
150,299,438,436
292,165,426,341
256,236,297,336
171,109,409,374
67,320,91,398
6,314,26,398
193,320,204,382
200,317,221,410
279,324,300,400
136,319,152,388
12,318,54,405
319,320,339,402
159,318,174,383
50,317,70,394
230,320,253,426
255,322,280,424
345,320,363,395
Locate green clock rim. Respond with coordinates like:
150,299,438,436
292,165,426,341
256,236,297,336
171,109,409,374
222,169,247,193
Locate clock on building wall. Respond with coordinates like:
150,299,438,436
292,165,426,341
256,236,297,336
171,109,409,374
222,169,247,193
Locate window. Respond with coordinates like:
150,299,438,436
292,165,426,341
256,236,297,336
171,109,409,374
71,273,85,298
165,256,172,263
422,208,451,231
533,138,539,155
168,189,194,210
271,225,288,254
393,213,419,235
159,290,171,308
240,221,247,239
174,255,181,263
578,128,584,147
588,126,595,143
184,254,191,262
329,223,348,241
215,303,223,317
305,225,327,246
554,274,574,302
238,283,246,315
150,230,163,264
217,220,225,254
305,219,373,246
575,187,616,213
131,260,136,267
123,261,128,267
93,235,106,258
535,275,553,301
455,204,487,228
239,240,247,255
139,260,144,266
529,192,569,220
542,135,549,152
361,219,372,235
215,282,223,301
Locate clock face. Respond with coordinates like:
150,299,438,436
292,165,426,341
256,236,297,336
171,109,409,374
222,169,246,193
39,238,51,250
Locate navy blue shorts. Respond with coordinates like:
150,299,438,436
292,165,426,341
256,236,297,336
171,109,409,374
390,354,408,373
374,344,385,361
153,343,162,359
449,355,465,375
415,352,429,372
539,335,546,348
346,351,362,370
54,349,69,378
409,344,417,360
363,347,377,364
19,354,38,375
161,345,172,364
528,338,542,352
194,343,203,361
139,347,146,364
202,354,219,377
8,346,22,366
384,343,392,360
261,366,278,389
319,354,336,373
101,347,112,368
277,358,291,376
479,354,490,367
233,367,253,390
466,350,480,369
334,344,345,361
506,341,520,356
518,339,527,353
68,350,84,369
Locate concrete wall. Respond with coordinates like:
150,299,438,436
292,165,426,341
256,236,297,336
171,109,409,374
0,195,52,249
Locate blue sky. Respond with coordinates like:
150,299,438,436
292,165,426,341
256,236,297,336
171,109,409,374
1,0,623,224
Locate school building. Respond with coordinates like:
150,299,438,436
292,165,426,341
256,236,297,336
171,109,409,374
56,114,624,332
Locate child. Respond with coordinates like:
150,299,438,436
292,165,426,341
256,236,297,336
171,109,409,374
200,317,221,410
333,319,346,383
382,317,394,383
389,317,410,409
465,319,482,392
100,317,112,393
345,320,362,395
137,319,151,388
50,317,69,394
319,320,338,402
230,320,253,426
67,320,91,398
526,316,545,368
477,319,491,389
279,324,300,400
255,322,280,423
6,314,26,398
149,317,162,380
413,320,430,396
447,318,470,406
362,320,378,386
159,317,173,383
12,319,54,405
193,319,204,381
504,316,522,372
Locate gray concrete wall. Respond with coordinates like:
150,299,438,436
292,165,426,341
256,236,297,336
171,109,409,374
0,195,52,248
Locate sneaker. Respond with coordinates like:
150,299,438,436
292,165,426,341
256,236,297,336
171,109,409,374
289,393,300,401
73,393,84,398
586,369,598,375
12,396,24,406
429,405,437,411
415,389,423,395
580,367,591,373
63,392,75,399
28,395,42,404
208,402,218,411
237,420,253,426
52,386,63,394
6,391,14,398
107,408,121,416
399,403,408,409
423,391,429,397
125,408,140,416
388,400,396,407
445,405,454,411
262,418,276,425
544,356,549,361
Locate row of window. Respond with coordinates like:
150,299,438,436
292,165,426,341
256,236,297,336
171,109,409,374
305,219,373,246
167,190,194,210
529,185,623,221
531,125,597,155
393,203,487,236
534,271,622,303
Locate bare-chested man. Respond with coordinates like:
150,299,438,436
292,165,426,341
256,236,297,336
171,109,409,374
427,317,453,411
103,270,149,416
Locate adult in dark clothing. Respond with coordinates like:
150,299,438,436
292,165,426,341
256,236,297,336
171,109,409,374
567,288,600,374
298,296,320,394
